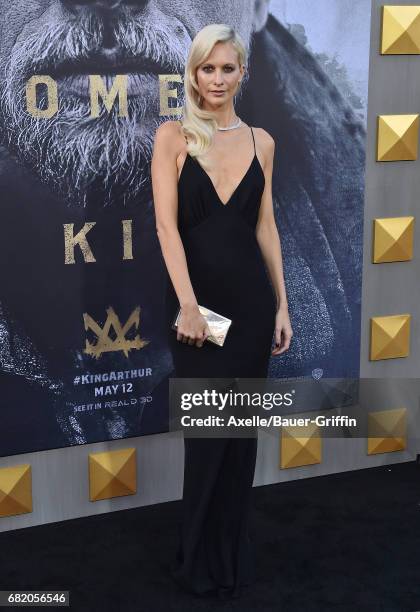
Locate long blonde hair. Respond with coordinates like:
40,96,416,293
180,24,248,166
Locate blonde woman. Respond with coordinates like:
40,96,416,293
151,23,292,599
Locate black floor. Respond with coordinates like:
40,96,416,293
1,461,419,612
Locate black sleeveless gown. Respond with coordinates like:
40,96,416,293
165,125,277,598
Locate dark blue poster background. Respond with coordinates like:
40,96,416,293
0,2,371,457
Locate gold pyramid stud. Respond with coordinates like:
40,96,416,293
89,448,136,502
370,314,411,360
373,216,415,262
367,407,406,454
279,421,321,469
377,115,419,161
0,464,32,518
381,5,420,54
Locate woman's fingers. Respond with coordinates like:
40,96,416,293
197,325,211,347
178,331,202,346
272,326,293,355
177,321,211,348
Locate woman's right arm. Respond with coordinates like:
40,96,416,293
151,121,210,348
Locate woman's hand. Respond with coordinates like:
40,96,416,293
272,306,293,356
177,304,211,348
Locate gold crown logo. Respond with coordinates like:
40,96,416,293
83,306,149,359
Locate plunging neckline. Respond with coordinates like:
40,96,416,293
190,153,257,207
179,152,259,207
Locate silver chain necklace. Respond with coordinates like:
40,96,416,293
217,117,242,131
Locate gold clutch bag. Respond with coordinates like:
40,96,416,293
171,305,232,347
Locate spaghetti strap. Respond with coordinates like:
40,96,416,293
250,126,256,155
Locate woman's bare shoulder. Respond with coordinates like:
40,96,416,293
155,119,183,140
253,126,275,148
252,127,275,167
153,120,185,159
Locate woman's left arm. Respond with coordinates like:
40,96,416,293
255,129,293,356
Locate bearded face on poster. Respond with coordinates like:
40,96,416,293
0,0,368,454
1,1,269,208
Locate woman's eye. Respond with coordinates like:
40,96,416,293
203,66,234,72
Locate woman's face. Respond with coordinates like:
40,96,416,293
195,41,244,109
